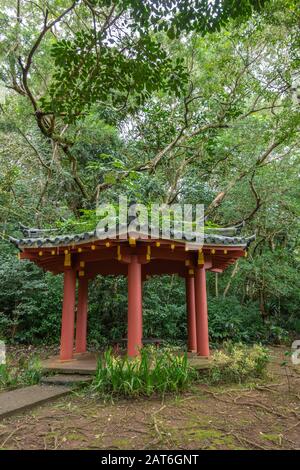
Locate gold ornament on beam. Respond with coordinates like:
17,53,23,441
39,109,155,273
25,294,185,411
129,238,136,247
146,245,151,261
64,252,71,267
117,245,122,261
198,250,204,265
79,270,85,277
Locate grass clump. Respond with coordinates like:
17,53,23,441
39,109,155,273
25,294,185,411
92,347,197,397
208,342,270,385
0,357,42,390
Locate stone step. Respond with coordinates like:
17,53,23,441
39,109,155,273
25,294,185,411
41,374,92,386
0,385,71,419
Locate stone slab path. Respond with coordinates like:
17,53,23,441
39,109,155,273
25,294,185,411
41,374,92,386
0,373,93,419
0,384,71,419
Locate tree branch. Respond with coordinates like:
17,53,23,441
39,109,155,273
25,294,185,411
205,138,286,217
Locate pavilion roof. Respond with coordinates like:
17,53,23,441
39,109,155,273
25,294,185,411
9,222,255,251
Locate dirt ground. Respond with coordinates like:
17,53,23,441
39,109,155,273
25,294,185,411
0,346,299,450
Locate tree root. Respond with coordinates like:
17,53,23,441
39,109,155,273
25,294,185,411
254,384,283,393
233,400,288,418
286,420,300,431
231,432,269,450
1,426,24,448
203,389,289,419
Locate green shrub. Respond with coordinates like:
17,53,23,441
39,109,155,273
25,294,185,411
208,297,290,345
87,276,128,348
92,347,197,397
0,356,42,390
143,276,186,342
0,248,62,343
208,342,270,385
21,357,42,385
0,364,19,389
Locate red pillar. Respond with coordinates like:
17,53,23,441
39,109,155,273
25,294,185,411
60,269,76,361
186,274,197,352
75,277,88,354
195,266,210,357
127,255,142,357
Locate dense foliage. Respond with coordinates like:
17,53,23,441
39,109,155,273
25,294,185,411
0,1,299,347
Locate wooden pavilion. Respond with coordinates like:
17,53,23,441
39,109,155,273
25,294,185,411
10,223,254,361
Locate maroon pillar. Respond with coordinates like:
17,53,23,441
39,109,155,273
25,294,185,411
60,269,76,361
195,266,210,357
75,277,88,354
186,274,197,352
127,255,142,357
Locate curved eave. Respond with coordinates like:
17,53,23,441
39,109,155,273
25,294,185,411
9,232,255,251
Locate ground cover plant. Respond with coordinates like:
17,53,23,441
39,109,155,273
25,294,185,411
92,347,198,397
0,356,42,391
208,343,270,385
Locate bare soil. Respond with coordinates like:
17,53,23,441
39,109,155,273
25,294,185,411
0,346,299,450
